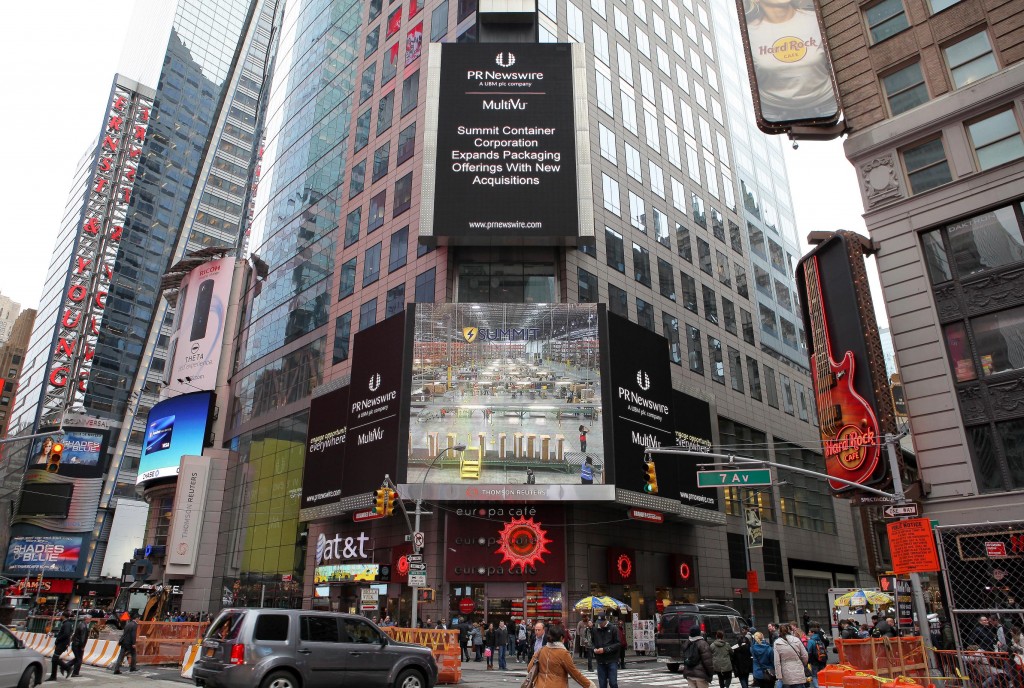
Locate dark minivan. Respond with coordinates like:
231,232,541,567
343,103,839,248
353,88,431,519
193,608,437,688
655,603,746,673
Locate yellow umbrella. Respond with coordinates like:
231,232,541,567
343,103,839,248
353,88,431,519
573,596,632,613
832,589,892,607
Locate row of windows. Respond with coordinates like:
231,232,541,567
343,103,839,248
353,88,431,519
866,0,969,45
901,105,1024,195
338,225,418,299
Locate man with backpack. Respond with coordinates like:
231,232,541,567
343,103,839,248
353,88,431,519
70,614,91,677
681,626,716,688
806,623,829,688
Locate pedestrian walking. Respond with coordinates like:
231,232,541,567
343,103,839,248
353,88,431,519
458,619,471,662
772,624,809,688
112,610,139,674
50,611,74,680
526,625,595,688
592,614,622,688
579,425,589,452
529,620,547,663
517,621,529,662
471,622,484,662
751,632,777,688
734,627,754,688
581,618,594,671
485,622,496,669
681,627,715,688
497,621,509,670
70,614,91,677
806,623,829,688
711,630,735,688
576,615,590,657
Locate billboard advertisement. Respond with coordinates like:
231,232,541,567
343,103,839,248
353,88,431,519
165,456,211,574
603,312,675,495
444,505,565,582
166,257,235,394
796,231,895,494
27,416,113,478
301,385,349,509
137,391,215,484
4,534,83,575
672,391,719,510
734,0,841,133
404,303,610,500
421,43,592,245
342,312,414,496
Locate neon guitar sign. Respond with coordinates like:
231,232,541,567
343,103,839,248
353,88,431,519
803,255,881,490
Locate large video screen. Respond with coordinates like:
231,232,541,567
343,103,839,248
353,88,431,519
407,304,606,495
137,391,214,484
27,422,111,478
16,484,73,518
4,535,83,575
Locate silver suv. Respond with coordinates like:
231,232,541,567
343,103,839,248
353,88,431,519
193,609,437,688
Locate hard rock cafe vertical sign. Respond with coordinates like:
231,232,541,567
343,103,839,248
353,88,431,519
42,83,153,423
796,231,896,493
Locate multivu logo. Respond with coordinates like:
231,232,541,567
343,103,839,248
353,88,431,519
636,370,650,391
495,52,516,68
462,327,541,343
368,373,381,392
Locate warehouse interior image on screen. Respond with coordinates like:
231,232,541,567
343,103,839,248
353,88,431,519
409,303,604,485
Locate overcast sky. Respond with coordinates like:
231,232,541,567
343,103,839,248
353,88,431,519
0,3,884,324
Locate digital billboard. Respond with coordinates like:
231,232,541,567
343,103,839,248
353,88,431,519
4,535,83,575
301,385,349,509
342,312,414,495
603,312,676,495
27,419,112,478
445,505,565,582
166,257,235,394
796,231,895,494
421,43,592,245
16,484,73,518
404,303,610,500
672,391,719,510
734,0,841,133
137,391,214,484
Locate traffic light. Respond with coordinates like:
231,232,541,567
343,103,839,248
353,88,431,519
384,488,397,516
373,488,388,515
642,459,658,494
46,442,65,473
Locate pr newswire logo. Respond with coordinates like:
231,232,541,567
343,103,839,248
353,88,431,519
368,373,381,392
636,370,650,391
495,52,516,68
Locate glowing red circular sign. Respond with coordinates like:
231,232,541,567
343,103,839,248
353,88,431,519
616,553,633,579
459,597,476,615
495,517,552,570
397,555,410,576
679,563,691,581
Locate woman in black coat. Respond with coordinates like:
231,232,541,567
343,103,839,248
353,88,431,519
734,628,754,688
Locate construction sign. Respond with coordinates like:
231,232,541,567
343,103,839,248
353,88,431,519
887,517,940,574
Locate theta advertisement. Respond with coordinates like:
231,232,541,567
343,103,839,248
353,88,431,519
166,257,235,394
137,392,214,484
422,43,590,244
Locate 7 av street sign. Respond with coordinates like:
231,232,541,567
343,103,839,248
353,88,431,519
883,503,919,518
697,469,772,488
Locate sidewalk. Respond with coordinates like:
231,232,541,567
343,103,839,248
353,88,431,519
458,650,659,675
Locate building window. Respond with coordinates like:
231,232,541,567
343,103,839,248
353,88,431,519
735,264,749,299
385,284,406,318
637,298,655,330
602,174,621,215
608,284,628,318
345,208,361,247
728,346,744,393
361,243,382,288
741,308,755,344
658,258,676,301
368,190,386,232
702,285,718,325
944,31,998,89
967,109,1024,171
654,208,670,246
709,336,725,384
763,539,784,581
338,257,357,300
928,0,960,12
948,305,1024,379
759,303,778,337
865,0,909,44
780,374,795,415
763,365,779,408
697,238,713,275
333,312,352,364
377,91,395,135
924,204,1024,285
606,227,625,272
728,218,743,253
415,267,436,302
776,442,837,533
688,325,704,374
795,382,810,421
676,223,692,262
359,298,378,331
716,250,732,287
727,533,747,579
354,109,372,153
663,313,683,364
746,356,762,401
599,124,617,163
902,138,952,194
578,268,598,302
370,0,383,21
373,142,390,181
394,172,413,216
630,192,646,232
722,297,737,335
397,122,416,164
431,0,449,41
401,70,420,116
882,62,928,115
360,63,377,103
682,273,698,314
389,226,409,272
349,160,366,198
633,243,652,287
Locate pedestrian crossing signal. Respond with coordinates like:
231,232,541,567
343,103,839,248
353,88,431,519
643,459,658,494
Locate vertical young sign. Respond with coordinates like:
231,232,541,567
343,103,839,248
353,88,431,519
343,310,414,495
602,312,675,493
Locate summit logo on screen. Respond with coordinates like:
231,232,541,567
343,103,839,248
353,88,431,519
461,327,541,343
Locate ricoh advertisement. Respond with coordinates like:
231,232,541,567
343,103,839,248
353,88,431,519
421,43,592,245
166,256,235,393
137,391,214,484
402,303,612,501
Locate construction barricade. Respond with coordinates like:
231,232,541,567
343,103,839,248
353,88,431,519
932,648,1023,688
382,627,462,684
15,620,207,669
837,636,931,681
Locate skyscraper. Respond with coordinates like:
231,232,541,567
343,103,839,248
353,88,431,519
0,293,21,347
224,0,869,619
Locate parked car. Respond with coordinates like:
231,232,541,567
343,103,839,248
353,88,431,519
193,608,437,688
0,623,45,688
655,603,745,673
